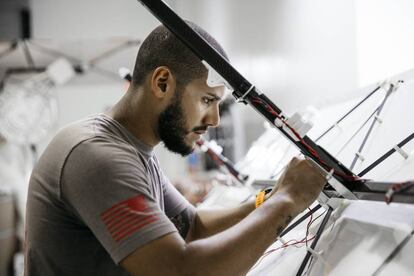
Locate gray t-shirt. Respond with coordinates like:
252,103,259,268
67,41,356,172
25,114,196,276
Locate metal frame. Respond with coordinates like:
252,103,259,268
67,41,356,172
136,0,414,204
0,38,141,84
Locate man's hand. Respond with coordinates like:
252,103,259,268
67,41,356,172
268,157,326,213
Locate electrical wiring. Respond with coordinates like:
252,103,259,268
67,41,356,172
300,209,328,275
305,210,327,247
247,83,414,205
249,208,327,272
385,181,414,204
250,95,359,182
195,139,248,184
280,205,322,238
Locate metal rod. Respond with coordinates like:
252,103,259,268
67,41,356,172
27,40,82,63
27,40,125,81
296,207,333,276
280,204,322,238
349,85,394,170
359,132,414,177
88,40,140,66
315,85,381,142
335,105,381,157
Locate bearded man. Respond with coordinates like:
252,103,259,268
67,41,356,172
25,22,325,276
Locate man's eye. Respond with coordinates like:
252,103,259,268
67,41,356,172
202,97,215,105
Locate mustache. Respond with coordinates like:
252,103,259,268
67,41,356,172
190,126,208,133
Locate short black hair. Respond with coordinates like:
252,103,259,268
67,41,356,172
131,21,228,88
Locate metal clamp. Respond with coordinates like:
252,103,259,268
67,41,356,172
355,152,365,162
374,115,383,124
236,85,255,103
393,145,409,159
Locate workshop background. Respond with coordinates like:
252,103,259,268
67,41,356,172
1,0,414,275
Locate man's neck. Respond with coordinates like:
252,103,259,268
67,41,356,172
107,90,160,147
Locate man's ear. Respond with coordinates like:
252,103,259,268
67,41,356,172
151,66,175,98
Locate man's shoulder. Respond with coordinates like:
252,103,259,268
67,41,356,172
49,114,135,157
62,117,148,172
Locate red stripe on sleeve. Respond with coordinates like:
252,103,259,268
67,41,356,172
100,194,159,242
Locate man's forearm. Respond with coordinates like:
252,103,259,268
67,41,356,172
182,194,297,276
191,199,256,240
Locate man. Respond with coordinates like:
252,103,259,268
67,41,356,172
25,22,326,275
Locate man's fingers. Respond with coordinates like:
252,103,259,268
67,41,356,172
302,157,328,179
285,156,301,170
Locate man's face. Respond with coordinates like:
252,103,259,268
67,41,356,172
158,78,225,156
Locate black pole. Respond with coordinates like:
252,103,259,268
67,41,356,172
296,207,333,276
349,85,395,170
358,132,414,177
315,85,381,142
280,204,322,238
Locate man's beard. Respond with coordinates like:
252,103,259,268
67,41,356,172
158,90,193,156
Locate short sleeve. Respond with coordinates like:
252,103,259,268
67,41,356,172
162,172,196,221
61,138,177,264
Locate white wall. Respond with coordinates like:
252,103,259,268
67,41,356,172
30,0,162,40
356,0,414,86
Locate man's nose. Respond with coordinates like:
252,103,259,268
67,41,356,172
203,105,220,128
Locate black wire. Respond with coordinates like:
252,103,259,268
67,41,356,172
358,132,414,177
305,209,328,247
296,207,333,276
335,104,382,157
315,85,381,142
280,204,322,238
349,84,395,170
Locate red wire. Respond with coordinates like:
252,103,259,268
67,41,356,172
385,181,414,204
250,95,359,182
250,208,322,271
251,95,414,204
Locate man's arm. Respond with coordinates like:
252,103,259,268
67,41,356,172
121,158,325,276
187,199,256,241
122,194,295,276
